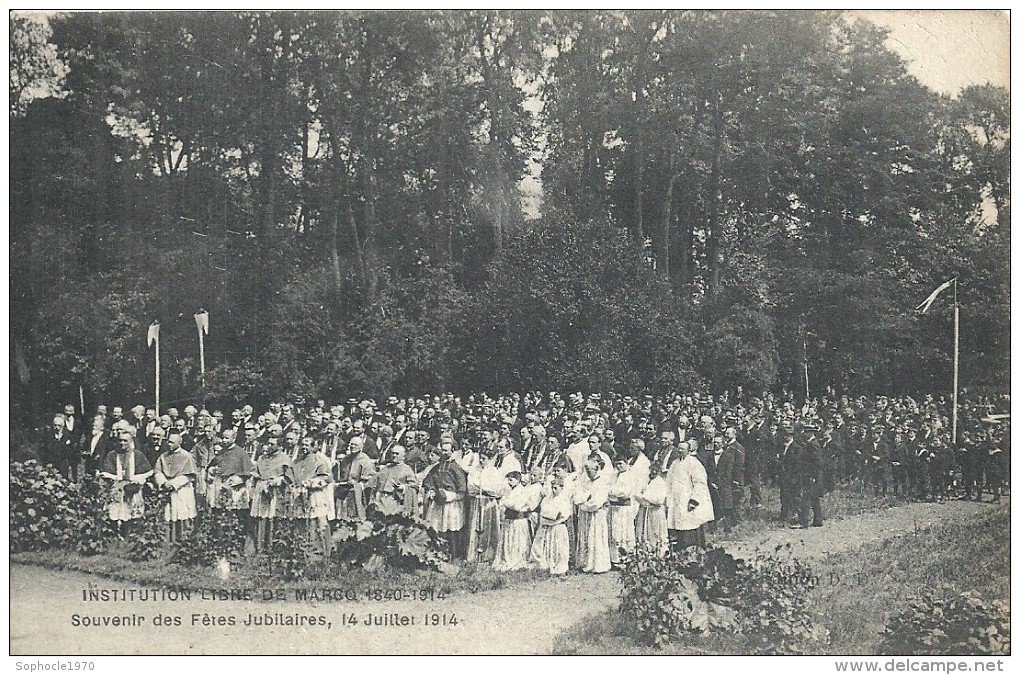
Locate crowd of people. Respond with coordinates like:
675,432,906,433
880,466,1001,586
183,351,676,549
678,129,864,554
32,389,1010,575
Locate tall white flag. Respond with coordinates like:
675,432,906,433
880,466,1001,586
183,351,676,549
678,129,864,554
916,279,955,314
194,310,209,335
146,321,160,347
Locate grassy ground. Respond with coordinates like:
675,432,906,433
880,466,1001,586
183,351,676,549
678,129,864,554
551,503,1010,655
711,481,916,544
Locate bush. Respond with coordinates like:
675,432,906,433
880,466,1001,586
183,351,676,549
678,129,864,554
172,508,247,567
331,505,448,572
618,544,825,654
127,488,170,562
266,523,321,580
879,591,1010,656
72,474,116,556
11,461,82,552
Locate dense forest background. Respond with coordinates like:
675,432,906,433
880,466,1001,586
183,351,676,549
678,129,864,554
9,10,1010,424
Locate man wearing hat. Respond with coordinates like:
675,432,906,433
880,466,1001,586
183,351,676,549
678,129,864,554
890,428,911,498
795,421,824,528
715,426,745,526
777,421,801,525
615,409,636,447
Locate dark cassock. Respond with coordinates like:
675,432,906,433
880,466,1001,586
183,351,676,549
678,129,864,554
422,456,468,557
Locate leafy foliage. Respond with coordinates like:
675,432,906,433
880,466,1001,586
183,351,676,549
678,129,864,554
171,508,247,568
266,522,321,581
880,591,1010,656
331,506,448,572
703,305,779,393
10,461,82,553
460,213,702,393
618,543,826,654
7,10,1010,422
10,462,115,556
127,488,170,562
72,474,117,556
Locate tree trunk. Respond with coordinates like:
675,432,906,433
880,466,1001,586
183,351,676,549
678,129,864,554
361,154,380,300
347,202,367,290
330,206,344,292
675,169,695,289
630,16,660,244
658,149,678,279
634,125,645,243
479,17,507,257
706,103,724,300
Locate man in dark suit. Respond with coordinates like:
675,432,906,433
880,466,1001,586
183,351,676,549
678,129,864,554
600,429,619,464
718,426,746,525
173,418,195,452
129,405,147,454
79,417,112,476
956,431,981,501
41,414,76,479
146,426,170,469
697,435,720,518
62,404,84,451
777,421,801,525
796,422,825,528
744,415,767,511
820,424,841,493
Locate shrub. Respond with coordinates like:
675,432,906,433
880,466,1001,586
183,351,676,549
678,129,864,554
127,488,170,562
71,474,116,556
879,591,1010,656
331,506,448,572
266,523,320,580
10,461,80,552
618,543,825,653
172,508,247,567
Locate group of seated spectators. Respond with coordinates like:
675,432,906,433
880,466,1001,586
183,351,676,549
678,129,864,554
31,389,1010,574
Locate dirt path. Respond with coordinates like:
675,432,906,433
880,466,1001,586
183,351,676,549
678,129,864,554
10,498,1007,655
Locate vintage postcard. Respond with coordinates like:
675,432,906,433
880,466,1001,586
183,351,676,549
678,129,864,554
8,9,1010,662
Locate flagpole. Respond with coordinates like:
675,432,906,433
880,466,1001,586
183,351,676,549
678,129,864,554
952,280,959,445
198,325,206,409
195,310,209,410
155,329,161,417
798,321,810,402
